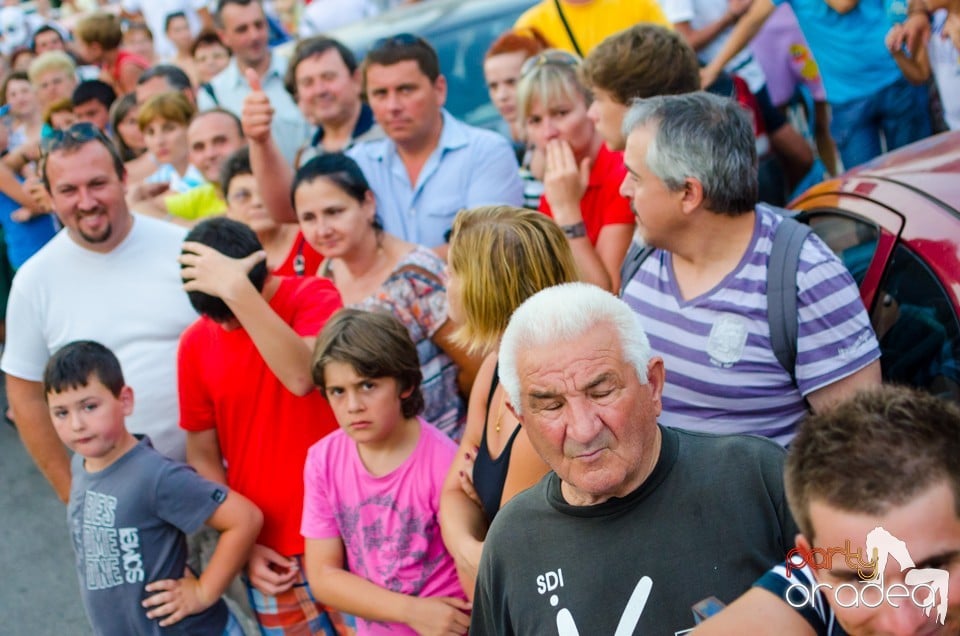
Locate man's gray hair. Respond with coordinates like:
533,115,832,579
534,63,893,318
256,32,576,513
621,91,758,215
498,283,652,415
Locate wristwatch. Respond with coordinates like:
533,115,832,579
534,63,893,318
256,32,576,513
560,221,586,239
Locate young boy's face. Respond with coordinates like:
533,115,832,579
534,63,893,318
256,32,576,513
47,375,134,471
322,361,410,446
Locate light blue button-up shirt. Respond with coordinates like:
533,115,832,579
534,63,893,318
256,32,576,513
198,55,311,165
347,110,524,247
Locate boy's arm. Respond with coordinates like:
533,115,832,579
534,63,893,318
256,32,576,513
143,490,263,627
692,588,816,635
886,23,932,83
185,429,227,485
179,242,317,395
701,0,776,87
304,537,472,635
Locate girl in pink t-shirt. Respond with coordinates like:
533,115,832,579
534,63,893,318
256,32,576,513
302,309,469,636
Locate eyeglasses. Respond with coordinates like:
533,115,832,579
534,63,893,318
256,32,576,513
41,122,109,156
371,32,428,51
520,50,581,78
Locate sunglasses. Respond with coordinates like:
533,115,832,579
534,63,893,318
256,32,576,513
41,122,109,156
371,32,429,51
520,50,581,78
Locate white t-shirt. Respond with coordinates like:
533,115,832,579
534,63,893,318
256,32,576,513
930,10,960,130
663,0,768,92
121,0,207,60
298,0,379,37
1,214,198,460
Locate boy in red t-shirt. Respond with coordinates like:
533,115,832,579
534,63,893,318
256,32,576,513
177,217,352,635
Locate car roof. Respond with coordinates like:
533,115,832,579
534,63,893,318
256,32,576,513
843,131,960,211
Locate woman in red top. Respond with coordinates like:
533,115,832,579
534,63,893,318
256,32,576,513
75,13,150,94
517,49,635,292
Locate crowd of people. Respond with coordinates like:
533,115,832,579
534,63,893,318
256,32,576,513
0,0,959,634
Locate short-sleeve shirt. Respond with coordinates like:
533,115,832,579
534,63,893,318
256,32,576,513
68,436,229,635
301,419,464,635
621,205,880,444
346,110,523,247
345,246,465,439
754,562,846,635
178,276,343,555
539,143,634,245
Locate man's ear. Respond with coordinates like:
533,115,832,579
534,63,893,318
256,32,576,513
679,177,704,215
646,356,665,409
433,74,447,107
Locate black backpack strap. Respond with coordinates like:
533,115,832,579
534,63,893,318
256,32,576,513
553,0,584,56
766,213,813,383
618,240,656,298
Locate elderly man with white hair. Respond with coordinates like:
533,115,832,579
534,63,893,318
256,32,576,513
470,282,796,635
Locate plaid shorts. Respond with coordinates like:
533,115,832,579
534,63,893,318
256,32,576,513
245,554,356,636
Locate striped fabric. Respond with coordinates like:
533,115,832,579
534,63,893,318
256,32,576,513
622,205,879,445
755,562,847,635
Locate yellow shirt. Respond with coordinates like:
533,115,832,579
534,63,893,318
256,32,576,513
515,0,672,55
164,183,227,221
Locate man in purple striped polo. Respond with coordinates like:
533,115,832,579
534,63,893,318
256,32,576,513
618,91,880,445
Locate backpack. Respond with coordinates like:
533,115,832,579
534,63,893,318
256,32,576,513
618,211,813,384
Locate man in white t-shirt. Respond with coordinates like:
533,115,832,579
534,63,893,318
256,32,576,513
121,0,211,60
2,124,197,503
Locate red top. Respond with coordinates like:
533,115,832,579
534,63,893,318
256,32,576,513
273,231,323,277
178,276,343,555
106,49,150,85
540,143,635,245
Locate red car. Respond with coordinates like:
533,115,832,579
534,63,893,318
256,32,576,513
790,131,960,403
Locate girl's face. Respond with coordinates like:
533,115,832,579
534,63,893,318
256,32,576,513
5,78,36,117
484,51,527,125
165,17,193,52
225,173,275,235
11,51,35,72
294,176,376,259
525,90,596,160
117,105,145,152
50,110,77,130
142,116,188,168
123,30,155,63
194,43,230,84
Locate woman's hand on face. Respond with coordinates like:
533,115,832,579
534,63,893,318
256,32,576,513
543,139,591,224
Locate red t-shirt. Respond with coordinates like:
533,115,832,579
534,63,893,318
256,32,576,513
273,231,322,277
539,143,635,245
178,276,343,556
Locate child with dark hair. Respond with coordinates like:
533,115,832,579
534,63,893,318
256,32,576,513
177,217,351,634
45,340,262,636
303,308,469,635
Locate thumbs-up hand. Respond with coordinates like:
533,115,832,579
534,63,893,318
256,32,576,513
241,67,274,145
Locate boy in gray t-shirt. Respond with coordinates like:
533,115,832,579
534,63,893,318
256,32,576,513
44,340,262,635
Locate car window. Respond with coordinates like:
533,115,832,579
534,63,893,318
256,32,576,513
873,244,960,403
805,211,880,284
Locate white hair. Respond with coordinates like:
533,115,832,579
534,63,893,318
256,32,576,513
498,283,652,415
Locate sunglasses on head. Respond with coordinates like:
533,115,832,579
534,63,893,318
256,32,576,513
41,122,108,156
520,50,580,78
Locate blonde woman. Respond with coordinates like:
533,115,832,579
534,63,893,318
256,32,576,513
438,205,579,599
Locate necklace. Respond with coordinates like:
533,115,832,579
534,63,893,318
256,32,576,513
495,390,507,434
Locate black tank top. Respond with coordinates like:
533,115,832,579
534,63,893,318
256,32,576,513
472,363,522,522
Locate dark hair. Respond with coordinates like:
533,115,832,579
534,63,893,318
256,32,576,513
72,79,117,110
1,71,30,106
786,385,960,542
582,24,699,105
31,25,64,53
164,11,188,33
191,28,228,57
220,145,251,196
109,92,141,161
41,123,126,191
182,217,268,321
9,48,35,71
136,64,192,91
284,36,357,99
44,340,125,399
214,0,263,28
291,153,379,228
363,33,440,93
312,308,424,419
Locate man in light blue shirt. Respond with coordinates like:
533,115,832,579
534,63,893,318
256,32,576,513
346,34,524,248
199,0,310,165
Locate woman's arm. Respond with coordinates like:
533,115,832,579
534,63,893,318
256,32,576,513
432,319,483,397
304,537,471,634
438,353,496,599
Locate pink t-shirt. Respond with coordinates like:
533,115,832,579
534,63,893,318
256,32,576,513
301,418,464,635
